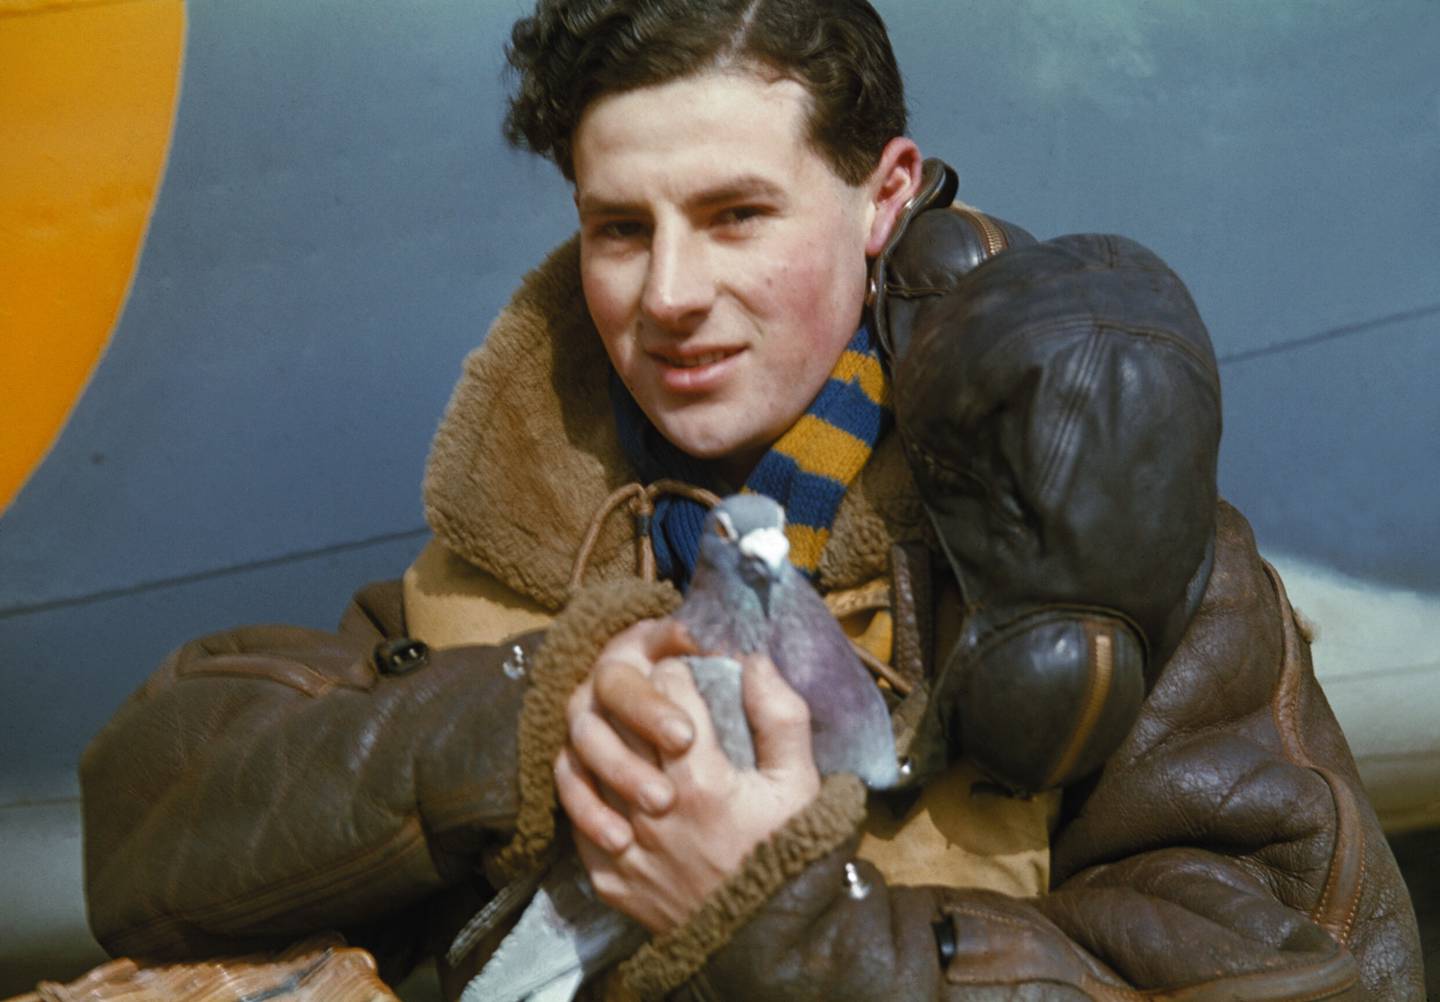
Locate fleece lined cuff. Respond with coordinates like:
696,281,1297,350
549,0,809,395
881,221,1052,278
618,772,869,1000
494,577,681,881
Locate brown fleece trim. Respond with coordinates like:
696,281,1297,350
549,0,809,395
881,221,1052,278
617,773,868,1001
493,579,681,881
819,432,929,591
423,237,632,610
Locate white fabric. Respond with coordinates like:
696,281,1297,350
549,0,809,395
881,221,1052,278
1267,552,1440,833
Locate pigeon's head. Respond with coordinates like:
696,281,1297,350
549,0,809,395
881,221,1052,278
699,494,791,616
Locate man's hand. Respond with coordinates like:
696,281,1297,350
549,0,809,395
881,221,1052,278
556,618,699,855
556,646,821,934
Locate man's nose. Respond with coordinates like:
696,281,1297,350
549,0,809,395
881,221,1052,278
641,225,714,330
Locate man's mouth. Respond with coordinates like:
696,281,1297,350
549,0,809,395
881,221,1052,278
661,350,735,369
650,346,745,392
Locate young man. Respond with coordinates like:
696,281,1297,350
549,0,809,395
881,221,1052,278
81,1,1422,999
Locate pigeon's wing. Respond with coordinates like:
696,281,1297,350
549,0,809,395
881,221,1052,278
526,968,586,1002
459,854,646,1002
767,573,899,789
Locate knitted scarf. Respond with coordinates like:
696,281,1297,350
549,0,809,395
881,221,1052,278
611,324,891,589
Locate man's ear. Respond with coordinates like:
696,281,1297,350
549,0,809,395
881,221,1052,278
864,137,923,257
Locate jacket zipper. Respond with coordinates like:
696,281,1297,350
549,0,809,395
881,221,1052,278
953,205,1008,259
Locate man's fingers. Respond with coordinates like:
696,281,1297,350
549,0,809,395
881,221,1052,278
604,618,699,672
638,618,699,660
565,699,675,814
554,745,634,854
650,658,719,757
592,655,694,755
741,654,817,779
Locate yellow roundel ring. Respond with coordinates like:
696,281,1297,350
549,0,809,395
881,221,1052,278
0,0,186,513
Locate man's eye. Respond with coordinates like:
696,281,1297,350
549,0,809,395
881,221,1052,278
715,206,765,228
598,221,647,240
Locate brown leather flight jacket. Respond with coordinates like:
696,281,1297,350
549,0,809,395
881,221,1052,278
80,164,1423,999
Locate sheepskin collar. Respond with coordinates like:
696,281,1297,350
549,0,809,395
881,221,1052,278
422,237,928,612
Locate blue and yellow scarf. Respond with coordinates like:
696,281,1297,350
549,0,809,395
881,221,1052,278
611,324,891,589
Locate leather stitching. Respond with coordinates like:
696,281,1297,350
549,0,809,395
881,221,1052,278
109,816,434,951
1262,560,1365,946
177,659,339,698
1035,325,1104,507
944,898,1358,1001
884,281,961,298
1155,954,1359,1002
941,903,1141,999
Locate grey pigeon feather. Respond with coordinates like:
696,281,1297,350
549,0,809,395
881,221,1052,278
459,494,898,1002
675,494,899,788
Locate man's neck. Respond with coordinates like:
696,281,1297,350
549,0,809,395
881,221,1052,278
713,450,761,492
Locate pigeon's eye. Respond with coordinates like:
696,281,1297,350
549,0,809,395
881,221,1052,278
713,511,738,541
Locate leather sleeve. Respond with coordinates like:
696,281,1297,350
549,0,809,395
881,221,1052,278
628,505,1424,1001
80,580,538,963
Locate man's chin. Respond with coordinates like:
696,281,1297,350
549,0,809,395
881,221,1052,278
656,420,768,481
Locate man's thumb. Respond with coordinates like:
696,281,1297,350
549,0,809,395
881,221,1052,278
742,654,815,776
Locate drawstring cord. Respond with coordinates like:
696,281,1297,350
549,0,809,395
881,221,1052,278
568,479,722,594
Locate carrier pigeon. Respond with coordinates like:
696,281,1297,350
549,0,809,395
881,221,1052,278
457,493,899,1002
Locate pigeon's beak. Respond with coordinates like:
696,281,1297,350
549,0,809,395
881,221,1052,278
739,527,789,573
739,527,789,616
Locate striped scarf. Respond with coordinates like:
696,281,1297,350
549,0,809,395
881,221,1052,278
611,323,891,590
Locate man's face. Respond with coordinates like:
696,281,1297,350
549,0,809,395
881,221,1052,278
573,69,879,482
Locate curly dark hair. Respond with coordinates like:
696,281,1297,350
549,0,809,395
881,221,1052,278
503,0,907,184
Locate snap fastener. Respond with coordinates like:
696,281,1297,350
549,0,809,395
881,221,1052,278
502,643,528,680
374,637,429,676
843,861,870,900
